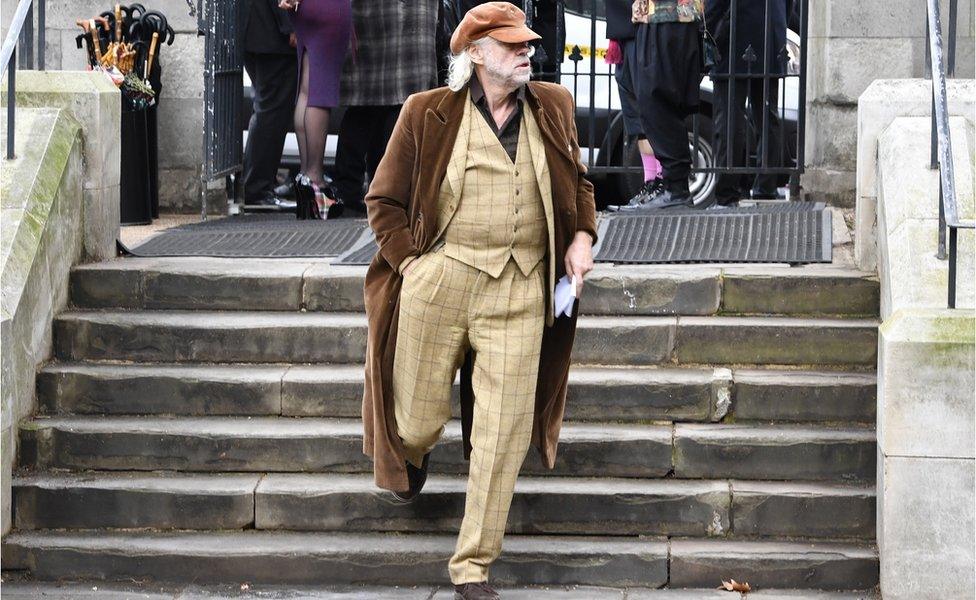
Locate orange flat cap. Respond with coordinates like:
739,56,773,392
450,2,542,54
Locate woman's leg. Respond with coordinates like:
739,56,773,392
293,50,310,174
303,103,330,186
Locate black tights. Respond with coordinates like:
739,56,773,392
293,51,330,186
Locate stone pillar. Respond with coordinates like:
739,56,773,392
877,310,975,600
9,71,121,260
804,0,975,206
34,0,206,213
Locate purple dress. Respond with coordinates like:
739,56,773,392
292,0,353,108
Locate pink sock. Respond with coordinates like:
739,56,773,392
641,152,661,181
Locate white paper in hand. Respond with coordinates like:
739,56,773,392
554,275,577,318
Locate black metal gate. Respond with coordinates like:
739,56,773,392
549,0,808,206
197,0,243,218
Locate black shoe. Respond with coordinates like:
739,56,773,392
274,180,295,199
607,179,663,212
623,183,692,211
294,174,323,220
243,195,296,212
454,582,499,600
391,452,430,504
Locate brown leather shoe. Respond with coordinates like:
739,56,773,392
454,581,500,600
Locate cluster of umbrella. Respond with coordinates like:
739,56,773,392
75,4,175,110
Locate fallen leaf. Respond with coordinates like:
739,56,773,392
718,579,752,592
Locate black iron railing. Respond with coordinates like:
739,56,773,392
550,0,807,205
1,0,46,160
925,0,972,309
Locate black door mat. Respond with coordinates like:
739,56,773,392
594,202,831,264
127,215,368,258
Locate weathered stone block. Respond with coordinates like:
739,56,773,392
731,480,875,538
670,539,878,590
878,456,975,600
674,424,876,480
578,266,721,315
878,309,975,459
13,472,260,529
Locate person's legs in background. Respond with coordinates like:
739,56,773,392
614,38,661,208
711,76,749,206
635,21,702,209
335,105,402,214
243,51,297,206
747,77,783,199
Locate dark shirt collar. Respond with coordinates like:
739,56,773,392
469,71,527,108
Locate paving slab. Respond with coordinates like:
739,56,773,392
730,480,876,538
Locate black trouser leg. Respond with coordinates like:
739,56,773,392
243,52,298,203
335,105,401,210
636,21,701,197
334,106,371,207
712,78,749,203
748,79,782,196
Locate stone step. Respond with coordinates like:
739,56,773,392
53,311,879,366
19,417,875,481
0,531,878,589
11,472,260,530
11,472,875,539
70,259,880,317
669,539,879,590
37,362,876,423
0,581,883,600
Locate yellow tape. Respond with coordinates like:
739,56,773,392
565,43,608,59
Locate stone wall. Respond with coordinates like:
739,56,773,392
2,0,205,212
1,109,84,536
805,0,975,206
860,83,975,598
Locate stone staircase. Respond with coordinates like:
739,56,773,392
2,257,881,593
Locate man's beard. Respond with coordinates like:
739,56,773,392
484,52,530,88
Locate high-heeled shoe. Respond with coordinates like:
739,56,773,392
312,180,345,220
294,173,322,220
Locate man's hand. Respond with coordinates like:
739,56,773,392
288,33,297,48
564,231,594,297
278,0,300,10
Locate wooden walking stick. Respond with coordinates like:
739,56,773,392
115,4,123,42
89,19,102,63
145,31,159,83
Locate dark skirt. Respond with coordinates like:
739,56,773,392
292,0,353,108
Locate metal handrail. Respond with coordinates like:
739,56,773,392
2,0,45,160
926,0,973,309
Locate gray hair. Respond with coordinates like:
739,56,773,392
446,38,535,92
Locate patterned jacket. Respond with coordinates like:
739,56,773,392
339,0,439,106
632,0,704,23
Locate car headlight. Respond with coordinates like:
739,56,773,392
786,38,801,76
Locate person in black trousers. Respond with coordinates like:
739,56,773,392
242,0,297,209
632,0,704,210
706,0,788,208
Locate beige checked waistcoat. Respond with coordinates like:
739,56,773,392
435,94,550,279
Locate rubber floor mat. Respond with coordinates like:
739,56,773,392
128,215,368,258
594,202,831,264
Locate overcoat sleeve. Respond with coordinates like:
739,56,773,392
561,90,598,245
365,96,422,270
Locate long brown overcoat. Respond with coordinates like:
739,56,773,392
362,80,597,492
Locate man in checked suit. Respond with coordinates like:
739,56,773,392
362,4,597,598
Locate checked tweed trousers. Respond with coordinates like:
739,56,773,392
392,248,545,585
